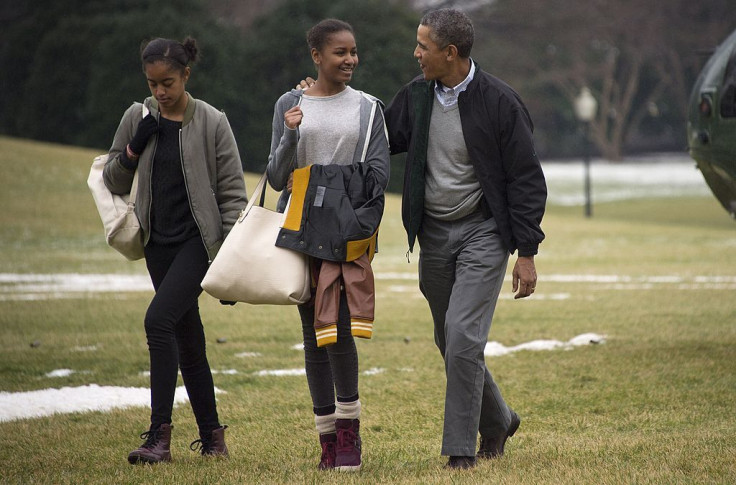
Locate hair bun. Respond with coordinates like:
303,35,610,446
182,37,199,64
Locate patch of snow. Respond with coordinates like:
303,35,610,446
72,345,99,352
254,368,306,377
212,369,239,375
542,155,710,206
0,273,151,293
568,333,606,346
0,385,191,422
362,367,385,376
485,333,606,357
235,352,261,358
2,268,733,302
45,369,76,378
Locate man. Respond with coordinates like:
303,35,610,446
383,8,547,469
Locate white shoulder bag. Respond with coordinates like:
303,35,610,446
201,172,311,305
87,103,148,261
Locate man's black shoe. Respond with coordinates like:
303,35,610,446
477,411,521,459
445,455,476,469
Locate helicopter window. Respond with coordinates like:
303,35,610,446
721,49,736,118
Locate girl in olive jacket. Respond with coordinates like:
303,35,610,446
103,37,247,465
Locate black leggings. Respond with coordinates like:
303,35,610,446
143,237,219,434
298,290,359,415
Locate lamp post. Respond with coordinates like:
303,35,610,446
574,87,598,217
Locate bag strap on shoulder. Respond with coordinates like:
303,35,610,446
127,102,149,204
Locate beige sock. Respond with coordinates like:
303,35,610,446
315,413,336,435
335,400,361,420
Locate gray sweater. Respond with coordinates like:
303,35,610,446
424,96,482,220
266,88,390,203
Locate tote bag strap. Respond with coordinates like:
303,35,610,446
127,102,149,205
129,170,139,202
240,172,269,221
359,100,377,164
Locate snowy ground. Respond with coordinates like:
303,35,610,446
0,155,716,422
0,385,193,423
0,334,605,422
542,152,710,205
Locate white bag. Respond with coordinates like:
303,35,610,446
201,173,311,305
87,104,147,261
87,155,144,261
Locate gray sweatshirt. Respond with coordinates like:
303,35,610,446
266,88,390,205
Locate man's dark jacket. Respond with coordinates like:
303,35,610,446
384,63,547,257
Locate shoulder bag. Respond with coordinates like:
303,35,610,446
87,104,148,261
201,172,311,305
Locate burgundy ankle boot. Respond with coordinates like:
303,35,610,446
318,432,337,470
335,419,361,472
128,423,173,464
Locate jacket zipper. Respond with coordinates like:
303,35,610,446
145,110,159,248
178,129,211,263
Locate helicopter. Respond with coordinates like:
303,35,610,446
688,28,736,219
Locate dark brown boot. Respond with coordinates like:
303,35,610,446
128,423,173,464
190,425,229,457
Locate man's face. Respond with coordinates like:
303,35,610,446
414,24,450,81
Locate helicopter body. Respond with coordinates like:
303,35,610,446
688,29,736,218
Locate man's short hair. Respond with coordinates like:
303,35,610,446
420,8,474,58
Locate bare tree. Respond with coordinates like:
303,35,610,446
473,0,736,160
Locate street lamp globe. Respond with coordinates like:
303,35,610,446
574,86,598,122
574,86,597,218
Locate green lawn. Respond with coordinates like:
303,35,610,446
1,136,734,484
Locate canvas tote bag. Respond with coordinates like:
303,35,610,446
87,104,148,261
201,172,311,305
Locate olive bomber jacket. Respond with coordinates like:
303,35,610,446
103,94,247,261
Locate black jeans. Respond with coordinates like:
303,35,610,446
298,290,359,415
143,237,219,435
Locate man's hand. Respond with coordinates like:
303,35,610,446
512,256,537,299
295,76,316,90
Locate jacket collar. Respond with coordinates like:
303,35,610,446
410,60,482,100
146,92,196,126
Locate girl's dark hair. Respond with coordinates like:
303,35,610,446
306,19,354,52
140,36,199,73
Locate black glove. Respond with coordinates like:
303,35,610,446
128,114,158,156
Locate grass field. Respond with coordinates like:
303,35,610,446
1,135,735,484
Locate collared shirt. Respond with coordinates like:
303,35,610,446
434,60,476,108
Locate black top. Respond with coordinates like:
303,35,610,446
150,116,199,245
